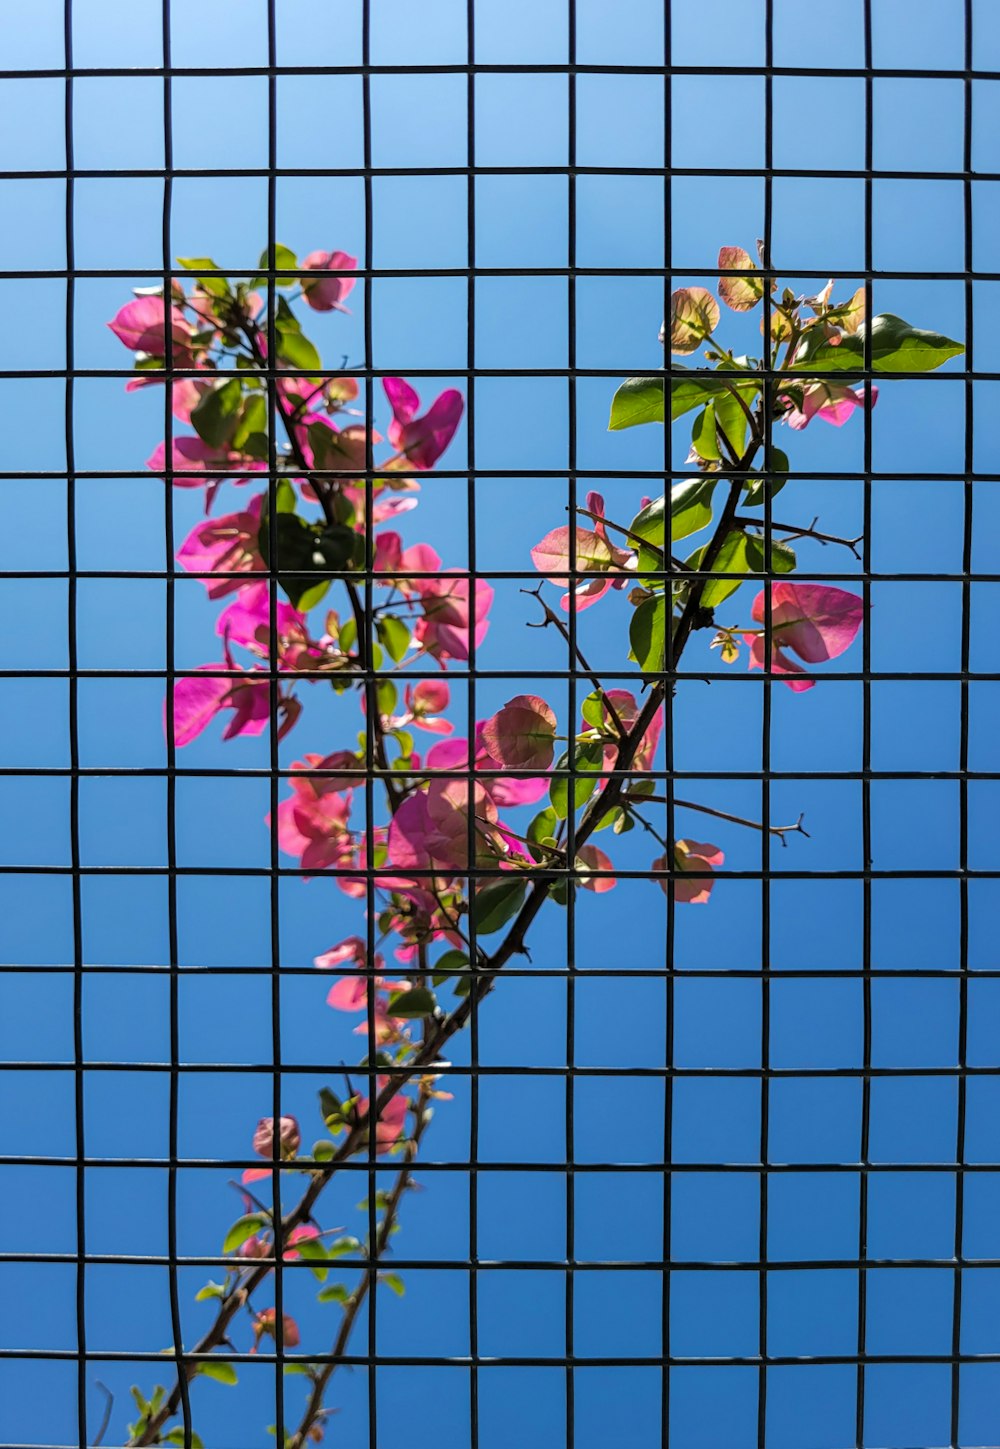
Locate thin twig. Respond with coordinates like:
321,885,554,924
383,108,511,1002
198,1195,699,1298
574,504,693,571
734,513,864,560
521,585,629,740
633,794,809,846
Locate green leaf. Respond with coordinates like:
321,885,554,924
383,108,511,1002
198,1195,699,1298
791,312,964,374
713,387,750,457
471,879,526,935
319,1087,343,1129
608,374,664,430
379,1271,406,1297
743,448,789,507
866,313,964,371
339,617,358,654
165,1432,205,1449
690,402,721,462
376,615,411,663
745,533,797,574
177,257,230,298
195,1281,227,1302
690,530,751,610
629,594,667,673
277,327,322,372
293,1236,330,1281
312,1139,335,1161
258,511,359,609
549,740,604,818
386,986,438,1018
222,1214,266,1254
608,370,753,430
231,393,268,453
190,378,243,448
580,691,606,730
275,478,297,513
197,1360,238,1386
318,1282,351,1305
255,243,299,285
376,679,398,718
526,804,560,859
434,948,469,975
670,372,728,421
129,1386,150,1418
629,479,717,574
327,1235,362,1258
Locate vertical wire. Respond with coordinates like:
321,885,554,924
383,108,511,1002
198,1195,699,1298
265,0,286,1435
759,4,775,1444
856,4,875,1446
464,5,480,1441
660,5,674,1443
361,6,379,1444
160,0,194,1441
63,1,87,1443
950,4,974,1444
565,3,577,1444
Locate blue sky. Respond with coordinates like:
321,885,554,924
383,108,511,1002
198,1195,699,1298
2,1,1000,1447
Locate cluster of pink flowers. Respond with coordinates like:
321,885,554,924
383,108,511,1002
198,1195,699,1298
109,253,473,753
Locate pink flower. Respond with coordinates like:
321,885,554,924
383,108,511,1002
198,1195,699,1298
253,1114,300,1157
145,435,266,510
781,381,878,430
243,1114,300,1184
481,694,557,770
576,843,616,892
413,573,494,664
388,778,498,873
424,732,549,809
356,1079,410,1154
301,249,357,312
284,1223,321,1261
170,660,301,747
314,936,368,973
745,581,864,691
322,945,412,1042
108,295,198,366
593,690,663,774
373,532,442,590
251,1309,300,1352
238,1233,272,1260
653,840,724,905
383,378,464,469
176,494,265,598
275,788,355,873
395,680,453,734
215,582,332,675
530,494,631,613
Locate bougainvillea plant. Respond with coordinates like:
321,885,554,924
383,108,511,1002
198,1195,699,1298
109,242,961,1447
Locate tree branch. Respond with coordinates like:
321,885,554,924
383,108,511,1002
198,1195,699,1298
285,1084,434,1449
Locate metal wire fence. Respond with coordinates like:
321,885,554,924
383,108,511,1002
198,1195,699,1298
1,0,998,1446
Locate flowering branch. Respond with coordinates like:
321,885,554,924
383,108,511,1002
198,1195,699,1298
106,238,961,1446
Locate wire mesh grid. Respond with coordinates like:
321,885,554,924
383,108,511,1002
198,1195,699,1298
1,0,999,1446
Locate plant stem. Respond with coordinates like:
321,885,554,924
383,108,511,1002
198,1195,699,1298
285,1084,434,1449
633,795,809,844
521,586,628,740
733,514,863,559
